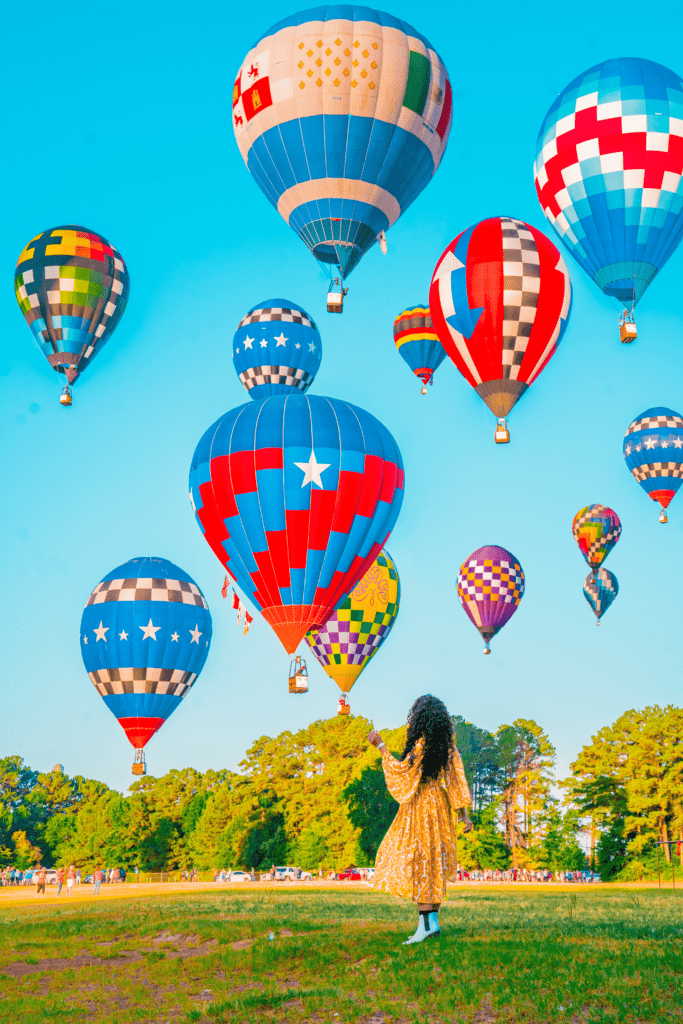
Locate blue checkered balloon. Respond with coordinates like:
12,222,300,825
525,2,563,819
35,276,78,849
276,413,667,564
233,299,322,399
583,568,619,624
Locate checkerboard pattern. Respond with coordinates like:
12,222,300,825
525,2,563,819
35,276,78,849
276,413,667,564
631,462,683,482
623,406,683,508
583,568,619,621
457,559,525,605
239,365,314,392
239,307,317,329
572,505,621,570
501,218,541,376
14,225,129,384
626,413,683,434
87,578,208,608
88,668,197,697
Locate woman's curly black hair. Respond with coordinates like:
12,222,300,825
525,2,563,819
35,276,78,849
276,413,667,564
402,694,454,782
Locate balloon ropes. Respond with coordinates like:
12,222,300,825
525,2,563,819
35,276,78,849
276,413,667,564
534,58,683,343
456,546,525,654
572,505,621,573
233,299,322,399
583,569,619,626
305,548,400,715
624,407,683,523
80,557,212,775
231,7,452,309
14,225,129,406
189,394,404,666
429,216,572,442
393,305,446,394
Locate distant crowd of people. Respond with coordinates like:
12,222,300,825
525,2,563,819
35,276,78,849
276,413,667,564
456,868,598,883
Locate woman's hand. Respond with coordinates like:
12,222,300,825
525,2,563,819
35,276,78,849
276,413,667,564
367,730,385,748
460,810,474,834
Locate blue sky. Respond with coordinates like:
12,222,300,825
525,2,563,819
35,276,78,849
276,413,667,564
2,0,683,794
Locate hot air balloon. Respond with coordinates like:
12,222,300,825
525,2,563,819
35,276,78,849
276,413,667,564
189,394,404,673
80,557,212,775
535,58,683,343
14,225,129,406
624,407,683,523
232,7,452,310
305,548,400,715
583,568,619,625
572,505,621,572
393,305,446,394
457,546,525,654
429,217,572,442
233,299,322,399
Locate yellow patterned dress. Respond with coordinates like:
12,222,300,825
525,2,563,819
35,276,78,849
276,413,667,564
371,738,471,904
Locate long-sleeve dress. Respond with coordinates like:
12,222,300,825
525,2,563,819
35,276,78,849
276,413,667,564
371,738,472,904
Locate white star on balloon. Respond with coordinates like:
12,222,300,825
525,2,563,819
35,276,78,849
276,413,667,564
661,440,669,448
625,444,631,455
243,336,255,349
119,630,129,640
140,619,161,641
235,348,240,354
635,444,642,452
294,451,331,488
674,437,683,449
171,632,179,642
308,342,316,352
83,636,88,645
645,436,658,450
295,342,301,349
260,339,268,348
93,621,109,642
275,333,288,346
190,624,202,644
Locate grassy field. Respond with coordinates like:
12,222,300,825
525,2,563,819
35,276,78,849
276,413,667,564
1,884,682,1023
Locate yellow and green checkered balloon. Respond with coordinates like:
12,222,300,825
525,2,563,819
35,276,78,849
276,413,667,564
305,550,400,694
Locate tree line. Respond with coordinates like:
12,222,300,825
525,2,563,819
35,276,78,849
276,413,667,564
2,705,681,879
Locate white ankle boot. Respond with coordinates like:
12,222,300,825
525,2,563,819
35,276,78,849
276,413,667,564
402,911,440,945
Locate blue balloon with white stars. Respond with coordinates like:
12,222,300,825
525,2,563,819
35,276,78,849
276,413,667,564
232,298,322,400
80,556,212,753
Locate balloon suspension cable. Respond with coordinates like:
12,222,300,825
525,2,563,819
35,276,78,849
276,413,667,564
494,418,510,444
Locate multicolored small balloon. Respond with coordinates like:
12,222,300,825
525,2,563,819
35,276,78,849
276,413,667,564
623,407,683,523
393,305,446,394
233,299,322,400
583,568,619,625
305,549,400,714
457,545,525,654
572,505,621,573
14,225,129,405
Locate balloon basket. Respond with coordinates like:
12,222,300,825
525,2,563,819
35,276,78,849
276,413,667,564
132,749,146,776
59,386,73,407
483,642,491,655
420,386,427,395
619,313,637,344
659,509,668,524
288,655,309,693
337,695,351,716
326,277,348,314
494,419,509,444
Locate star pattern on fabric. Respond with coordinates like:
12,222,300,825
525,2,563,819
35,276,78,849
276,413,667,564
171,632,179,642
190,624,202,644
119,630,129,640
625,444,632,455
274,332,288,346
644,436,658,450
294,451,331,488
308,341,316,352
140,619,161,641
674,437,683,449
260,338,268,348
661,440,669,448
93,621,109,642
83,636,88,645
295,342,301,349
243,335,254,349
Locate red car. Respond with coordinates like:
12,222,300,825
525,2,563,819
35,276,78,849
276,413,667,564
337,867,362,881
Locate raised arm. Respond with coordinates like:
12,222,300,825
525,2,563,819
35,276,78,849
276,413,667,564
368,731,423,804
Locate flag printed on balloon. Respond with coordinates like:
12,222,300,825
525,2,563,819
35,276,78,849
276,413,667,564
189,394,404,655
14,225,129,402
429,216,571,441
233,299,322,399
572,505,622,573
393,305,446,392
232,7,452,280
583,568,619,625
457,546,525,654
624,407,683,522
80,558,212,773
534,58,683,333
305,548,400,709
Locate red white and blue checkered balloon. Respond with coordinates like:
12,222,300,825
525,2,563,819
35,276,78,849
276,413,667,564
233,299,322,400
189,394,404,654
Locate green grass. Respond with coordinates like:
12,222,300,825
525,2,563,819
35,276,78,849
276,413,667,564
1,888,683,1022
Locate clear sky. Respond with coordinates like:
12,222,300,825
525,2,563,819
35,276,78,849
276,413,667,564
2,0,683,795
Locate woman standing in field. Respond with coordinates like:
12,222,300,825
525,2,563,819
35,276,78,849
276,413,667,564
368,695,472,945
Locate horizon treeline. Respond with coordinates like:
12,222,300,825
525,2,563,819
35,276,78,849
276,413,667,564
2,706,682,881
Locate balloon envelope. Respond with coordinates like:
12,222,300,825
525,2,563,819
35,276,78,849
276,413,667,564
14,225,129,386
233,298,322,399
80,557,212,750
305,548,400,692
623,407,683,510
429,216,571,419
393,305,446,387
583,568,619,622
457,545,525,645
572,505,621,571
189,394,404,654
535,58,683,310
232,7,452,278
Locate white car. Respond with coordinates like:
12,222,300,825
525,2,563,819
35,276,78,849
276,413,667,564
274,866,313,882
228,871,252,882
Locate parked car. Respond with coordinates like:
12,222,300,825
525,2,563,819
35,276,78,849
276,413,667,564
228,871,252,882
41,870,58,886
338,867,362,881
273,866,313,882
366,868,375,881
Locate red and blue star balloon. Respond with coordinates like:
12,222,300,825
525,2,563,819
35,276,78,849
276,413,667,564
624,407,683,519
